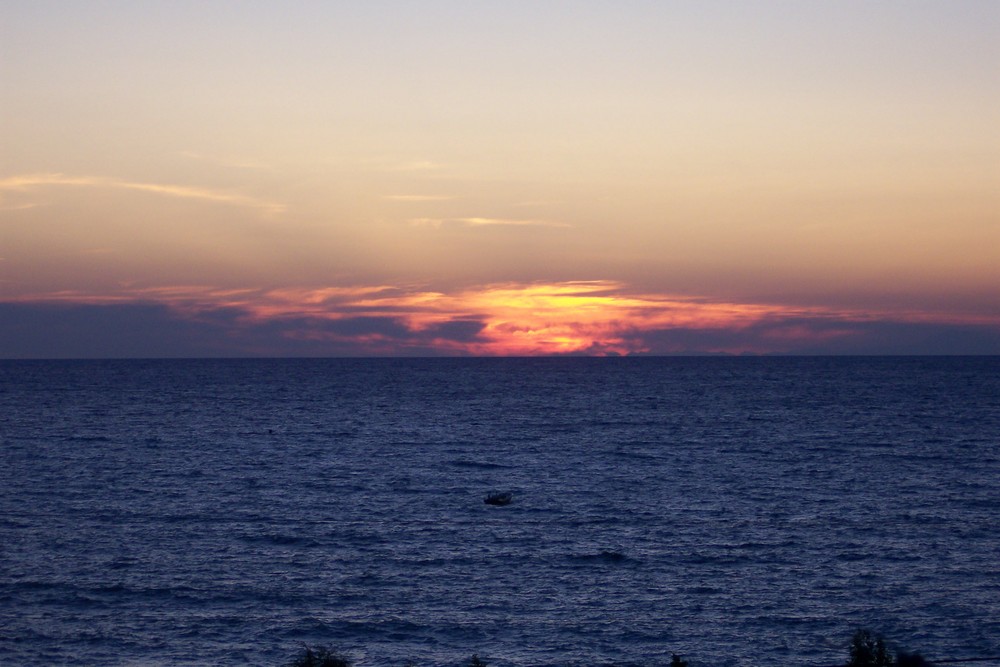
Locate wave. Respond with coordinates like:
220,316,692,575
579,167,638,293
569,550,631,564
63,434,112,443
448,459,511,470
238,533,322,548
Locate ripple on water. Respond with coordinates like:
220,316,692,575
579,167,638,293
1,358,999,666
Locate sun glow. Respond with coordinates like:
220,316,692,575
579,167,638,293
11,281,994,356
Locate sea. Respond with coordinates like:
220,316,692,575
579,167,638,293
1,357,999,667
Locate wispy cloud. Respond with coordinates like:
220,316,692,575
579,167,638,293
0,173,285,214
408,217,570,229
0,202,42,212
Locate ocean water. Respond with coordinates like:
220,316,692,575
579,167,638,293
1,357,999,667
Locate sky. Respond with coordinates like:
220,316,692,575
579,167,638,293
2,1,998,357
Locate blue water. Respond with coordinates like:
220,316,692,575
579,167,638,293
1,357,999,666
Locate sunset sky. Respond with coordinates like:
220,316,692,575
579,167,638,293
2,1,998,356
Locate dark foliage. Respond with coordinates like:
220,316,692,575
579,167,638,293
896,651,930,667
288,645,351,667
282,629,939,666
848,630,894,667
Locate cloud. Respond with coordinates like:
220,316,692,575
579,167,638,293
0,302,234,358
2,281,998,357
424,319,488,343
0,202,42,212
0,173,285,214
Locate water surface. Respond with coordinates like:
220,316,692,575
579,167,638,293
2,357,998,666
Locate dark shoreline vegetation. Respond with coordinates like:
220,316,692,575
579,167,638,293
287,630,935,667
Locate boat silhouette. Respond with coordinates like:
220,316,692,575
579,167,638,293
484,491,513,506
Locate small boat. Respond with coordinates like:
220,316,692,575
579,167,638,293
484,492,513,506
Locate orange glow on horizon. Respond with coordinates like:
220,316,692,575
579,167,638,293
9,281,999,356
